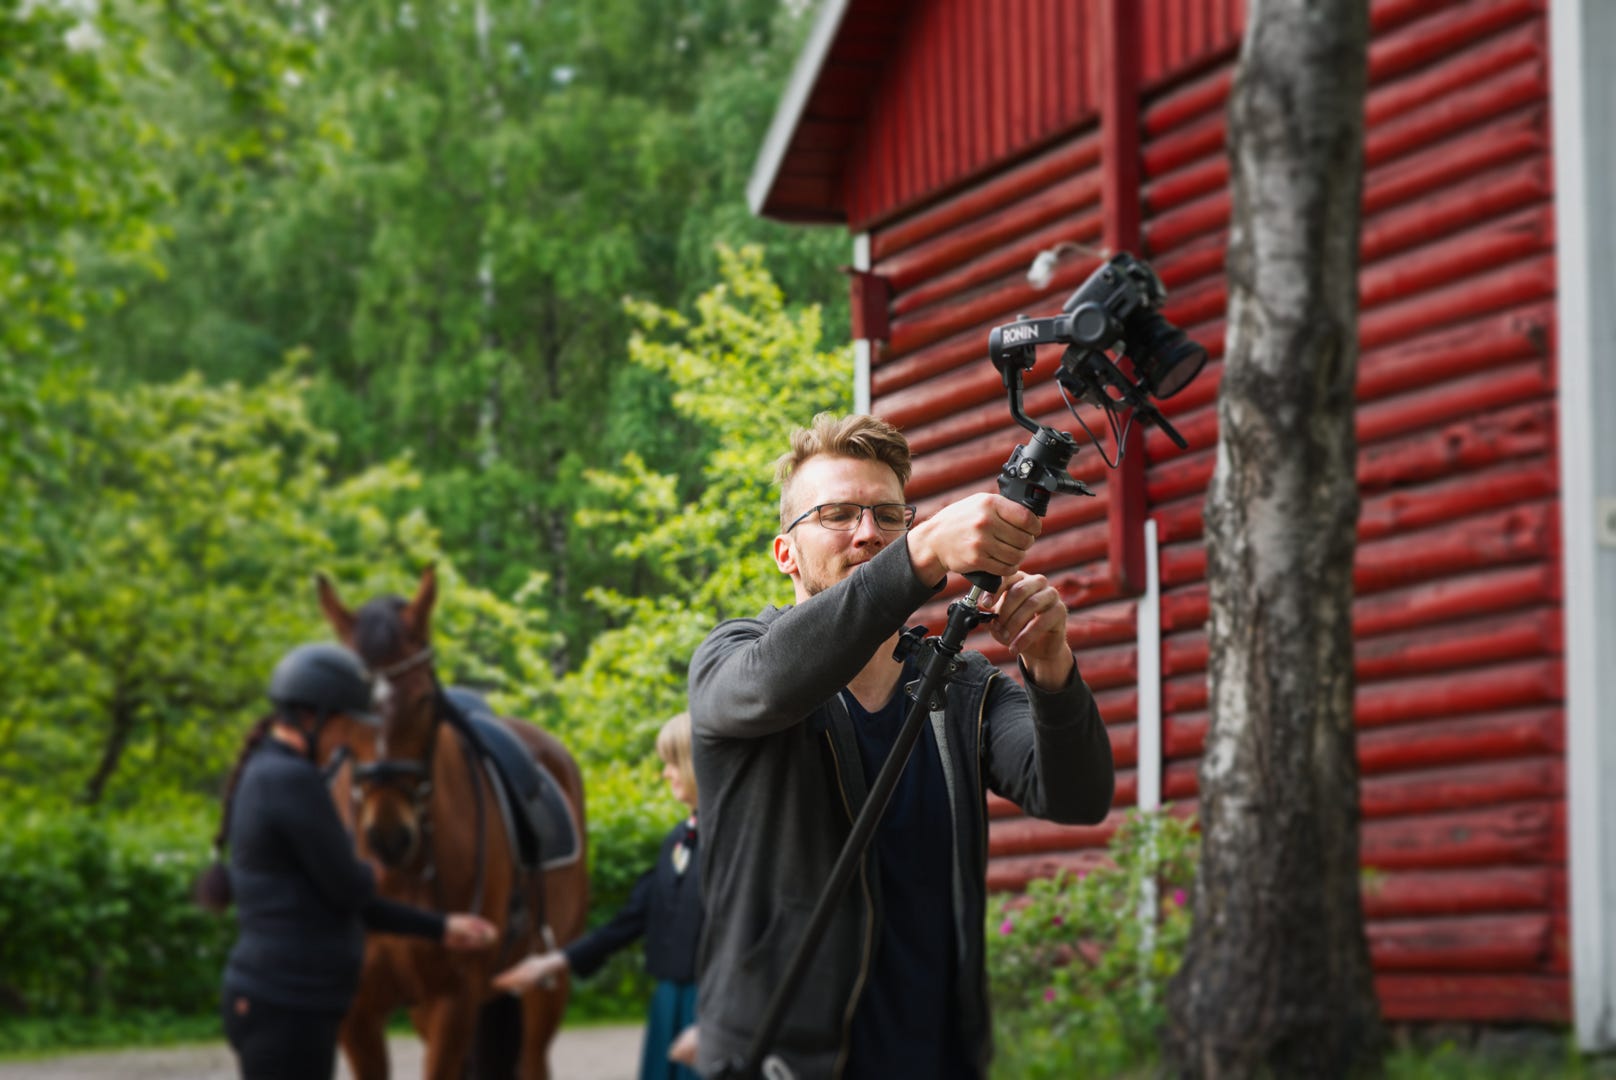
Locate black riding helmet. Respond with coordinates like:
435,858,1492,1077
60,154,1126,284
267,642,381,728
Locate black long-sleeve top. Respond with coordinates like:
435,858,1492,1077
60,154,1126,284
222,739,445,1012
564,816,702,984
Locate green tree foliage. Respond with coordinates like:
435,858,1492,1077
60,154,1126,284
0,364,558,812
540,245,850,1017
2,0,157,474
0,0,310,459
0,365,407,808
557,244,851,763
3,0,865,1034
82,0,848,664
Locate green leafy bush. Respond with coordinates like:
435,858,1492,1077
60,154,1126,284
987,809,1198,1079
0,763,677,1044
564,755,687,1021
555,244,846,764
0,808,232,1044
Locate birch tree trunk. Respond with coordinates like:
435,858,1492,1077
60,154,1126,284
1163,1,1384,1075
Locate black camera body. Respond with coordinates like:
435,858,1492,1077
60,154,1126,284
1063,251,1165,338
1060,252,1204,402
987,251,1206,451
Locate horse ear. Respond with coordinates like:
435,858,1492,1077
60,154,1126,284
316,573,357,642
404,563,438,640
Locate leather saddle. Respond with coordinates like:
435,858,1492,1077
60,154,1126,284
442,687,582,873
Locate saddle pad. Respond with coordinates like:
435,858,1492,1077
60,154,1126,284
444,688,582,873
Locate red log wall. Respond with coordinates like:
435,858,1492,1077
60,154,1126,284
857,0,1565,1025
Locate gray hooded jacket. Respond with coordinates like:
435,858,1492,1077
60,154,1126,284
689,536,1115,1079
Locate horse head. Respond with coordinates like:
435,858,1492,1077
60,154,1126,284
315,565,590,1079
317,565,442,871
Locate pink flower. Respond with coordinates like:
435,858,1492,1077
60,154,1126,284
1043,987,1057,1003
1050,915,1064,927
1172,889,1187,907
999,918,1014,936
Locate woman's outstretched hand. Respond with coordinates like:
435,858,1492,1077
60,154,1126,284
492,950,569,994
443,913,499,950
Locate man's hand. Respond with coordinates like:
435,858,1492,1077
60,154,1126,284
905,493,1042,587
669,1024,699,1066
982,572,1075,690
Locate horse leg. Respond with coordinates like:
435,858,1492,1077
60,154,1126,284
516,975,569,1080
416,995,482,1080
339,1003,392,1080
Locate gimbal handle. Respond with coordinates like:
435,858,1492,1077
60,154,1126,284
966,381,1096,598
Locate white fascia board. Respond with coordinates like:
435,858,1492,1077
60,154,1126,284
1137,519,1161,813
747,0,854,218
1552,0,1616,1051
854,232,872,413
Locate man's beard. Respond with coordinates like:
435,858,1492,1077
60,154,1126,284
800,567,832,598
799,553,864,599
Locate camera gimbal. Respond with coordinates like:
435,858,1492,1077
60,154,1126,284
989,251,1207,454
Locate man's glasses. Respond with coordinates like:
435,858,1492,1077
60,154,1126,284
785,502,917,533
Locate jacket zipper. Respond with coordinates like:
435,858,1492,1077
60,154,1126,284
929,703,968,969
824,727,875,1080
972,677,992,1072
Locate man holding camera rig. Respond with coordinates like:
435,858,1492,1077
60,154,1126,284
688,412,1115,1079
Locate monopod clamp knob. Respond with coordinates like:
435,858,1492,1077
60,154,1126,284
892,625,929,663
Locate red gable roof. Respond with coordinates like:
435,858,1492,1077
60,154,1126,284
748,0,912,225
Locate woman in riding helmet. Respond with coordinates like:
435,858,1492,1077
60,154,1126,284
197,641,497,1080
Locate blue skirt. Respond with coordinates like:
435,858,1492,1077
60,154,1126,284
640,978,700,1080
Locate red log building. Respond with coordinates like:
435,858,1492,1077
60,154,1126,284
749,0,1616,1047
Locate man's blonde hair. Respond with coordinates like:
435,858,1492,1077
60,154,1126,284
774,413,913,529
655,712,696,800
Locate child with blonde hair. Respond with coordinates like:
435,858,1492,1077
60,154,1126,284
495,712,702,1079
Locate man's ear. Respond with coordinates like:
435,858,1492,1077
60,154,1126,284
772,534,796,577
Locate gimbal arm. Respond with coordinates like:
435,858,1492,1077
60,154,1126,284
964,360,1096,594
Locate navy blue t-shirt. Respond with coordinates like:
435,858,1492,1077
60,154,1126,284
843,676,975,1080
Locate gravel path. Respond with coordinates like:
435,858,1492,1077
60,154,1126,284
0,1023,643,1080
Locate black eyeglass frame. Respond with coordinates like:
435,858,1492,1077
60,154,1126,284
784,502,918,534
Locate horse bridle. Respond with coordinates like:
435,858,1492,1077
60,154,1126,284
347,643,490,912
353,645,440,831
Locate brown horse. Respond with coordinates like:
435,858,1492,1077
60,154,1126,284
317,566,588,1080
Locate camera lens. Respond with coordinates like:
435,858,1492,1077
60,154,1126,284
1130,313,1207,398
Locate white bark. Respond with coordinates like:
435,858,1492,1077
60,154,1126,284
1165,1,1384,1076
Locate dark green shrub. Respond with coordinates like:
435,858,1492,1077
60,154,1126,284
0,808,232,1033
0,755,683,1046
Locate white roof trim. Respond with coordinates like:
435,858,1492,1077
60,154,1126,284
747,0,854,218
